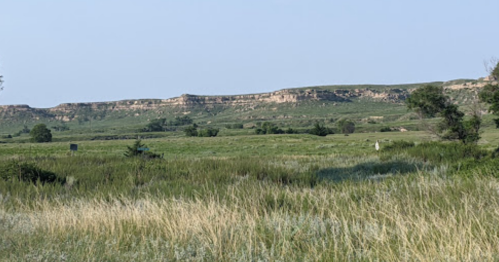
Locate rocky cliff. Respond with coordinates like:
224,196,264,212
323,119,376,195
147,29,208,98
0,87,411,122
1,80,494,125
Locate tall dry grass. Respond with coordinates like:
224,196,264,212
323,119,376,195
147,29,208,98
3,172,499,261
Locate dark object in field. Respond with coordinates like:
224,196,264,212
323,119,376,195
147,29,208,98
70,144,78,151
0,161,61,184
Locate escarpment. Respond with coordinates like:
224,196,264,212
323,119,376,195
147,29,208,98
0,80,489,124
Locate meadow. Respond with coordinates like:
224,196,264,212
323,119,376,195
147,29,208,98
2,130,499,261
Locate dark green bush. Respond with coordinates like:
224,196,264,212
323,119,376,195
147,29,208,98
309,122,333,136
184,125,198,137
255,122,284,135
124,139,161,158
198,127,220,137
0,161,60,184
380,127,392,132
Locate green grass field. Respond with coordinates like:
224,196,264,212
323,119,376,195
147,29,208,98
2,129,499,261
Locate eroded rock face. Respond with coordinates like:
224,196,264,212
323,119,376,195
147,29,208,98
0,88,409,122
0,82,485,123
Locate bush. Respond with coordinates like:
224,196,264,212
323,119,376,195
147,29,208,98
0,161,60,184
184,125,198,137
143,118,167,132
124,139,161,158
380,127,392,132
309,122,333,136
255,122,284,135
198,127,220,137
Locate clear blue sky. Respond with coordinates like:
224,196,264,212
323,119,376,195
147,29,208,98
0,0,498,108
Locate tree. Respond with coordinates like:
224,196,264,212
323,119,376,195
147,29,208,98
408,85,481,144
479,82,499,127
337,119,355,135
406,85,448,118
30,124,52,143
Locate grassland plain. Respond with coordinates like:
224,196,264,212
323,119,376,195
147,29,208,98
2,131,499,261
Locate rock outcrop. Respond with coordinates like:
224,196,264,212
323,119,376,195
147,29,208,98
1,80,489,124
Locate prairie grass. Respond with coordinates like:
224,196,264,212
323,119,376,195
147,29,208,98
1,133,499,261
2,174,499,261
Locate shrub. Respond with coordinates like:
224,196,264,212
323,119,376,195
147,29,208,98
143,118,167,132
184,125,198,137
124,139,161,158
0,161,60,184
198,127,220,137
309,122,333,136
380,127,392,132
30,124,52,143
255,122,284,135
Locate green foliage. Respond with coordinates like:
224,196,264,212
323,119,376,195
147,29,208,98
381,142,488,164
143,118,167,132
198,127,220,137
380,127,392,132
0,161,59,184
124,139,147,157
408,85,481,144
255,122,284,135
309,122,333,136
479,84,499,128
337,119,355,134
285,127,299,134
406,85,447,118
30,124,52,143
123,139,161,158
184,125,199,137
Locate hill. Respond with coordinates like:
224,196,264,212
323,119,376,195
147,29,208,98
0,78,495,137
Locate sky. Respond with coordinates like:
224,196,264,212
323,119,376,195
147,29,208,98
0,0,498,108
